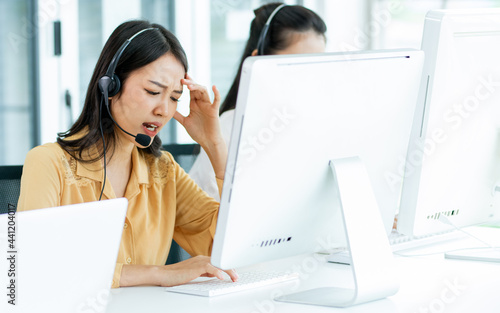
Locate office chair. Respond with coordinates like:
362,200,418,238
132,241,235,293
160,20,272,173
162,143,201,264
162,143,200,173
0,165,23,214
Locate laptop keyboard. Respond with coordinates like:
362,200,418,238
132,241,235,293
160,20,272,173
165,270,299,297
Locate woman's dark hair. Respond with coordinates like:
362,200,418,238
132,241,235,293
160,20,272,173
219,3,326,115
57,20,188,162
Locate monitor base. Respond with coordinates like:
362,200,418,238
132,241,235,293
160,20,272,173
445,247,500,263
276,157,399,307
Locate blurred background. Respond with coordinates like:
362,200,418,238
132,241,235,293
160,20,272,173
0,0,499,165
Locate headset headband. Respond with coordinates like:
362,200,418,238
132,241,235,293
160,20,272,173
105,27,158,78
256,4,287,55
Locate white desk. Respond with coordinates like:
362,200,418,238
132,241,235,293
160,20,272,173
105,227,500,313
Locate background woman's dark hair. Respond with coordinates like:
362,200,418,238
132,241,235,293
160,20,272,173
57,20,188,162
219,2,326,116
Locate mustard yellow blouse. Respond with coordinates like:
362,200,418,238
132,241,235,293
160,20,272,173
18,142,222,288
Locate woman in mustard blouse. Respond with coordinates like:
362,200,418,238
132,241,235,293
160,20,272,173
18,20,238,288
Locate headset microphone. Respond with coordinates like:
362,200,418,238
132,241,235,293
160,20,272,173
132,133,151,147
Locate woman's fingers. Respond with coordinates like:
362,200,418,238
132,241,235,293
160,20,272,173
173,111,185,125
207,266,225,280
181,75,219,107
159,256,238,286
185,256,235,281
188,84,209,100
181,76,212,101
224,268,239,282
197,262,225,280
202,268,238,282
212,85,221,107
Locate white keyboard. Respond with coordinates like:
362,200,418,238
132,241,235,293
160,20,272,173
389,230,466,252
165,270,299,297
326,230,467,264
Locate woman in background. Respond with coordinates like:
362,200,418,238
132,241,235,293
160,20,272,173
189,2,327,200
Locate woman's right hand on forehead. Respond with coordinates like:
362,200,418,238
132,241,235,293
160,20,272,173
173,73,223,148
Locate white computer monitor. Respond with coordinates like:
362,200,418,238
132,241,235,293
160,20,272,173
399,8,500,238
211,49,424,307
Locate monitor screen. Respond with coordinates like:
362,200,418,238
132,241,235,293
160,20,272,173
399,8,500,237
212,49,424,270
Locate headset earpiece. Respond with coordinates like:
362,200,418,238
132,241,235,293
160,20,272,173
107,74,121,97
98,73,121,100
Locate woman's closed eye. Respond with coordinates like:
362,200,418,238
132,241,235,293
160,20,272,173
145,89,160,96
145,89,180,103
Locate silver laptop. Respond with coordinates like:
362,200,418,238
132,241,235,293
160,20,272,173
0,198,127,313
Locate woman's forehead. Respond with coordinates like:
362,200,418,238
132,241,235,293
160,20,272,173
131,53,185,83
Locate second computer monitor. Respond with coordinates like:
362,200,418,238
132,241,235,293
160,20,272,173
212,49,424,270
399,9,500,237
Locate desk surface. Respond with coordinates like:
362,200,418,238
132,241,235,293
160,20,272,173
105,227,500,313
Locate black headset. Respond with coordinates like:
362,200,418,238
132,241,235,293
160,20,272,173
96,27,158,200
255,4,287,55
98,27,158,98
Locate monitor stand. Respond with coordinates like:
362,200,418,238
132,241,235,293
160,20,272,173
275,157,399,307
445,247,500,263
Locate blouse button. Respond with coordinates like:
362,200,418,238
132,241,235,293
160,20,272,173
124,223,128,229
126,257,132,264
